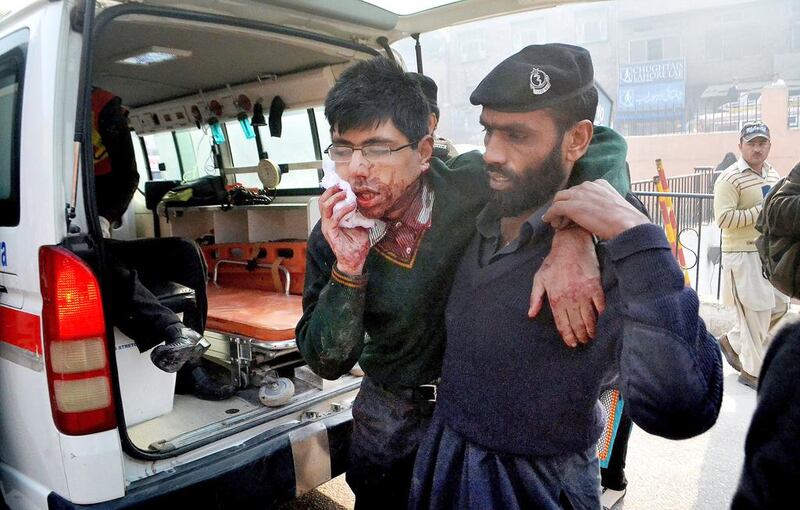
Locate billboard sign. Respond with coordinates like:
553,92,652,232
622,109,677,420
617,59,685,112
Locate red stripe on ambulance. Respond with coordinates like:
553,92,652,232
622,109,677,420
0,306,42,354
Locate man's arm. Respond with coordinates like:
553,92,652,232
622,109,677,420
530,126,630,346
295,224,367,380
714,179,762,228
544,180,723,438
605,223,722,438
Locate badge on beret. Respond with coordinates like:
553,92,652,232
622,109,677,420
529,66,551,95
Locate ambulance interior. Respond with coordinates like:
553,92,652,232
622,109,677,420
89,8,377,455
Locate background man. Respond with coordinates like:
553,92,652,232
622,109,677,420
296,58,630,508
714,121,789,389
409,44,722,509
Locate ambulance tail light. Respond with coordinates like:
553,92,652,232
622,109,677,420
39,246,116,435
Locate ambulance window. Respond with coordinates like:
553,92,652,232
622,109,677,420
259,108,321,189
315,107,331,151
174,128,214,181
225,108,322,189
142,132,182,181
0,32,26,227
225,119,261,188
256,109,317,164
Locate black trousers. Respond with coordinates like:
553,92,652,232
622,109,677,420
346,377,434,510
106,237,207,352
600,403,633,491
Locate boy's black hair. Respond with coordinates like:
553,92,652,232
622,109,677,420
547,86,599,134
325,58,430,145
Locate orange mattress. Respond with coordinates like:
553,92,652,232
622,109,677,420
206,285,303,341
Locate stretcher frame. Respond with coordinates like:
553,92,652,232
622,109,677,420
204,258,304,392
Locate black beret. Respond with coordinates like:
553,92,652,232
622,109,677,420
407,72,439,116
470,43,594,113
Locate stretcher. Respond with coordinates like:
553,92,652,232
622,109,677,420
201,242,308,406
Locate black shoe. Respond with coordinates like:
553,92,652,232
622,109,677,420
179,364,235,401
150,325,210,373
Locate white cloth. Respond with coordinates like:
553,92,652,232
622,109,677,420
722,251,789,374
320,160,376,229
720,252,779,311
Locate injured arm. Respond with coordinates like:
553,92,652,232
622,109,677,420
295,225,367,380
530,126,630,345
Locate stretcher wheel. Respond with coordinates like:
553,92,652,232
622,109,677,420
258,377,294,407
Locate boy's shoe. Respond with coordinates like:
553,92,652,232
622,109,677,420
601,487,626,510
718,334,742,372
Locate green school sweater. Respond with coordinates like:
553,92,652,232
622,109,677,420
296,126,629,388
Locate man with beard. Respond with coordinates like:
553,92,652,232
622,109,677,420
408,44,723,510
296,56,630,509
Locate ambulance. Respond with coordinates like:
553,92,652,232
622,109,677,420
0,1,581,508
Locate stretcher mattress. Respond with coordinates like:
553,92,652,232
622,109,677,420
206,285,303,341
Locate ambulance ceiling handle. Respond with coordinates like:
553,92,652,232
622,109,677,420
412,33,423,74
376,37,395,63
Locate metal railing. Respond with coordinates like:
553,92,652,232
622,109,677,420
617,99,761,136
631,167,719,225
212,259,291,295
632,191,722,299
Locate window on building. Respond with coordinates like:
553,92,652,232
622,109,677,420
0,31,27,227
576,8,608,43
705,32,723,60
663,36,680,59
707,30,762,61
629,36,680,63
459,32,487,62
512,22,546,52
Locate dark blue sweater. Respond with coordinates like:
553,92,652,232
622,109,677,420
438,223,723,456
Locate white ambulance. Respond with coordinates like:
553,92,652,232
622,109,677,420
0,0,579,508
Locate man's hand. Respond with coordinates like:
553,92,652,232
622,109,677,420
542,180,648,240
529,227,605,347
319,186,370,275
